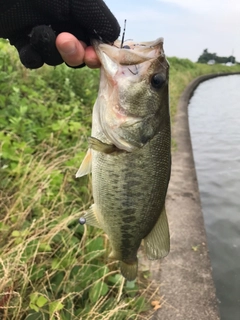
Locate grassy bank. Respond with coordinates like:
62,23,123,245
1,39,240,320
168,56,240,118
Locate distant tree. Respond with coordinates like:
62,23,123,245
197,49,214,63
197,49,237,64
228,56,235,63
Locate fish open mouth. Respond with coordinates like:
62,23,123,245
92,37,165,77
91,37,168,152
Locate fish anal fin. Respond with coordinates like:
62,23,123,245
81,204,101,229
76,149,92,178
119,259,138,281
144,205,170,259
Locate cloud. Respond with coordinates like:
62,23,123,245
157,0,240,14
105,0,240,61
114,8,164,23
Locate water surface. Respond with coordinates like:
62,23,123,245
188,75,240,320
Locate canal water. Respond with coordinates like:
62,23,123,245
188,75,240,320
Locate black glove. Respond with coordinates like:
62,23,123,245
0,0,120,69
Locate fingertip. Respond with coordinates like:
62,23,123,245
56,33,86,67
84,46,101,68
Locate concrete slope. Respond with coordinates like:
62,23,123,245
150,73,240,320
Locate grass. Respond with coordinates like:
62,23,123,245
0,143,155,320
1,39,240,319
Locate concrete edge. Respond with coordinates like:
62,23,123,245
179,71,240,103
149,72,240,320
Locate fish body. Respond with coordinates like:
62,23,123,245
77,38,171,281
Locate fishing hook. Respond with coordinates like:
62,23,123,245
128,65,138,75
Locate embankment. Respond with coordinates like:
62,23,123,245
151,72,240,320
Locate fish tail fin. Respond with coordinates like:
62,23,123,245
119,259,138,281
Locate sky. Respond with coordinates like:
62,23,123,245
104,0,240,62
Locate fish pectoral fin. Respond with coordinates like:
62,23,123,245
81,204,101,229
119,259,138,282
76,149,92,178
144,205,170,259
88,137,119,154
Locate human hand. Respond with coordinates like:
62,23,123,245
56,33,101,68
0,0,120,69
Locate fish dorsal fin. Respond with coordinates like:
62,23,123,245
76,149,92,178
144,206,170,259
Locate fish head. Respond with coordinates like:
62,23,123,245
93,38,170,151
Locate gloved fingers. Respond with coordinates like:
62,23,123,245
70,0,120,43
10,25,64,69
0,0,120,43
29,25,63,66
2,0,120,69
11,25,88,69
10,34,44,69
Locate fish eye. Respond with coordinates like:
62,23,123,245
123,45,131,49
150,74,165,89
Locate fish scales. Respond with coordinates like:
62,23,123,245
77,38,171,281
92,125,170,258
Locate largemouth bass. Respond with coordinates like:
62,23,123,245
77,38,171,281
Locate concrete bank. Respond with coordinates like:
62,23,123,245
149,72,240,320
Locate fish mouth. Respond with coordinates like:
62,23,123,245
92,37,165,76
92,37,164,55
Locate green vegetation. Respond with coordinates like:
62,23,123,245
168,56,240,119
1,39,240,320
197,48,236,64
